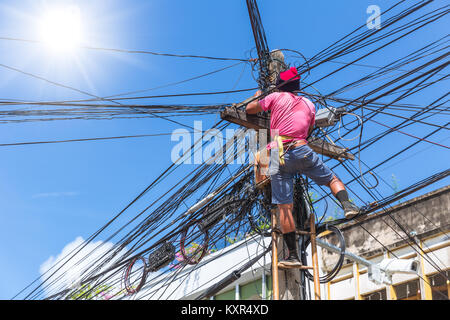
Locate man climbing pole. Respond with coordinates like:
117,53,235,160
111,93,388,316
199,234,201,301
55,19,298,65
246,67,360,267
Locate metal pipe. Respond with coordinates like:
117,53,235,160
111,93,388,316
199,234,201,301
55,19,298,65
315,237,373,267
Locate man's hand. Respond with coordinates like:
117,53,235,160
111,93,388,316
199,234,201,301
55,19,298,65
254,90,262,97
246,90,263,114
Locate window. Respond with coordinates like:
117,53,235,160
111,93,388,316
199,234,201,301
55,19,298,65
215,289,235,300
393,279,420,300
428,270,449,300
362,289,387,300
240,280,263,300
239,275,272,300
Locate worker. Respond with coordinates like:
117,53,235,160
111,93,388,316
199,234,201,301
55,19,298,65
245,67,360,267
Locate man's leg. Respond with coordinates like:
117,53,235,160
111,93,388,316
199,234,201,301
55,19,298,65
278,203,295,233
327,175,359,219
297,147,360,219
270,167,302,267
277,203,302,267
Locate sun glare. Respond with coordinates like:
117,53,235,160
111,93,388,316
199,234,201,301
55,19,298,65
39,6,83,52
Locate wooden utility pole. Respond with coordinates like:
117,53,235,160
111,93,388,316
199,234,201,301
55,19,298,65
265,50,303,300
223,0,338,300
221,49,327,300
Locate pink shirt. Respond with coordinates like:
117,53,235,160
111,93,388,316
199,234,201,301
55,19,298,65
259,92,316,142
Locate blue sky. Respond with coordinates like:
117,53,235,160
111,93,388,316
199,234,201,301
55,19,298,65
0,0,448,299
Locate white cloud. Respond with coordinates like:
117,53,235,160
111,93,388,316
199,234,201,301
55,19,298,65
39,236,129,300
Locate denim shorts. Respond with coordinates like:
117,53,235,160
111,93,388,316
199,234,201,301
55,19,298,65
269,145,334,204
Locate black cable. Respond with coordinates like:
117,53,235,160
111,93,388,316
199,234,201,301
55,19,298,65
0,36,251,62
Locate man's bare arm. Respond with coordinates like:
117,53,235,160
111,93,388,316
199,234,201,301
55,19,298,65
245,90,263,114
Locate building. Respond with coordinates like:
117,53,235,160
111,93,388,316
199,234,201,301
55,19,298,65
321,184,449,300
143,185,449,300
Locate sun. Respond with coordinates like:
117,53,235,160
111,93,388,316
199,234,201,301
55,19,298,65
38,5,83,52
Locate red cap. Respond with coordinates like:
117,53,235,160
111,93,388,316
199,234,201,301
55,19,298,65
279,67,300,81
